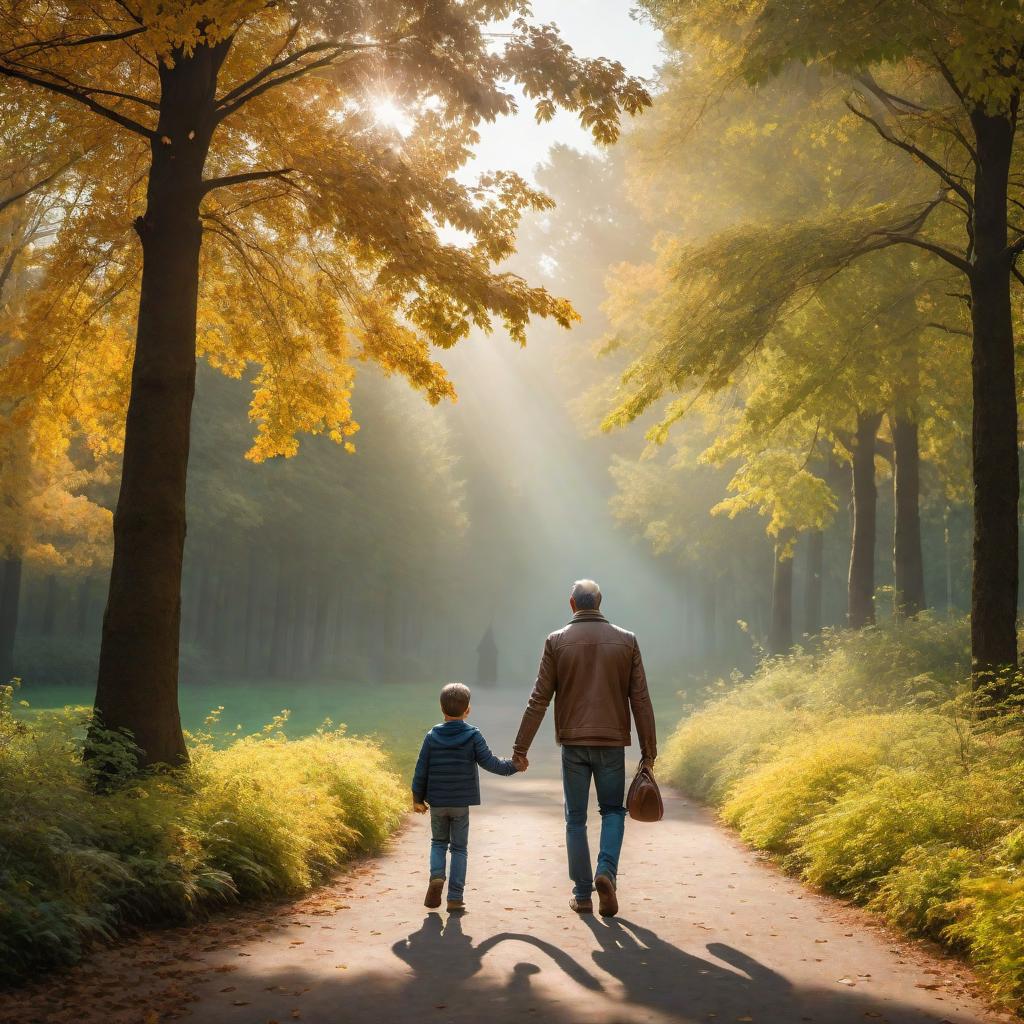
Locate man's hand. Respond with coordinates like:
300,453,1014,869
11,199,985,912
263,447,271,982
512,752,529,773
413,801,428,814
641,756,656,773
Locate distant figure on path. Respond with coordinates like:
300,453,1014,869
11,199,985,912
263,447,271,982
475,623,498,686
512,579,657,918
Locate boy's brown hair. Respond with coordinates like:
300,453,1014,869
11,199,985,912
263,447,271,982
440,682,471,717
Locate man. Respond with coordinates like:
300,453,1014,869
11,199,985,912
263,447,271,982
512,579,657,917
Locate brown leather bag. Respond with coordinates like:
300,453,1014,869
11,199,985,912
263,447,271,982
627,764,664,822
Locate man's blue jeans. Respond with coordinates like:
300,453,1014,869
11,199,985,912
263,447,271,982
561,745,626,901
429,806,469,901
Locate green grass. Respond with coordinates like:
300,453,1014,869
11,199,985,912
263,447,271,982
17,679,441,776
0,683,409,987
663,616,1024,1010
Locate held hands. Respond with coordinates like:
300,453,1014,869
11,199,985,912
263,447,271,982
512,752,529,773
413,801,428,814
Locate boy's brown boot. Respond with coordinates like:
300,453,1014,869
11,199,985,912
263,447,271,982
569,896,593,914
424,877,444,909
595,874,618,917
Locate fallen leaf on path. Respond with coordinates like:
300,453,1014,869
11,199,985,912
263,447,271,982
837,977,856,986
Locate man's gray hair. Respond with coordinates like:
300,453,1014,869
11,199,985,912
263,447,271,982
571,579,602,610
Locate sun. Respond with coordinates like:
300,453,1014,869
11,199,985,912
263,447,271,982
371,96,413,136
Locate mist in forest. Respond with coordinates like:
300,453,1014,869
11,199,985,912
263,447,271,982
431,335,694,683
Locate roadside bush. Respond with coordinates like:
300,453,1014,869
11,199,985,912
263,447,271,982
871,845,983,938
797,763,1021,895
662,703,801,803
0,685,406,986
721,714,950,855
662,616,1024,1009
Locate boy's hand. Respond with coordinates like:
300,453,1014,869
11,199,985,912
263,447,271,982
512,752,529,772
413,801,428,814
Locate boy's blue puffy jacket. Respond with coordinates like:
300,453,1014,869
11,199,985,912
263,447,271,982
412,720,516,807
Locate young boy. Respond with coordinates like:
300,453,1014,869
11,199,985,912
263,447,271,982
412,682,521,912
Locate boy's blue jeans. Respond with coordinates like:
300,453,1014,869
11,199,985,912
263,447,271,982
562,745,626,901
429,806,469,901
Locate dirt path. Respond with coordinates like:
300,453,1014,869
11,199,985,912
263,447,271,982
0,700,1010,1024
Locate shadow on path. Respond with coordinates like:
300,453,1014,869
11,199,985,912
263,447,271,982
582,915,975,1023
392,912,603,991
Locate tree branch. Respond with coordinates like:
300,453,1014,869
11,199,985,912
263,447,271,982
200,167,298,195
215,30,423,124
845,98,974,209
216,51,351,121
0,150,84,214
0,63,153,137
854,72,928,114
2,25,147,59
1004,235,1024,261
933,53,967,108
215,38,399,121
863,230,972,273
13,61,160,109
216,40,343,107
849,193,972,274
926,320,970,336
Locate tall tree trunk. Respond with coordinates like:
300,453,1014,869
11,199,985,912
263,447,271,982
310,577,331,675
969,104,1020,687
848,411,882,629
944,505,954,616
41,574,59,635
292,572,311,677
0,553,21,682
768,533,794,656
242,545,260,676
269,554,292,679
93,44,228,767
77,576,93,634
195,561,215,646
804,528,824,638
331,585,348,665
211,573,229,662
702,576,718,659
892,413,926,619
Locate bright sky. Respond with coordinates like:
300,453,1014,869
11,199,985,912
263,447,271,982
470,1,663,181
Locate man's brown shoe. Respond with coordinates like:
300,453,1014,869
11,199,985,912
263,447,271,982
424,877,444,909
569,896,593,914
447,899,465,912
595,874,618,917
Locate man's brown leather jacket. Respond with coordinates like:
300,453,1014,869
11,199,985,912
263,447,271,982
513,609,657,760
